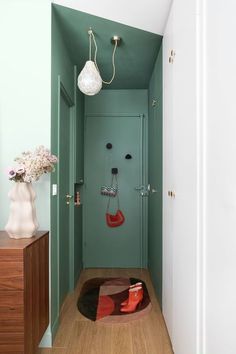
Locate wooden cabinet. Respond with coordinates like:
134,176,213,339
0,231,49,354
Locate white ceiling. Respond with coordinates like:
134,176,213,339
53,0,173,35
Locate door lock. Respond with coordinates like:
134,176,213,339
66,194,73,205
135,184,151,197
135,185,145,191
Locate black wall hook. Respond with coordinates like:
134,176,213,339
112,168,118,175
106,143,112,149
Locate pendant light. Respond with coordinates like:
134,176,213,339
77,29,121,96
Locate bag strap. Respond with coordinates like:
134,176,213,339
106,174,120,213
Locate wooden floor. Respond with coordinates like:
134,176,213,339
38,269,173,354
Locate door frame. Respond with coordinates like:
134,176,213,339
57,77,75,313
83,113,148,268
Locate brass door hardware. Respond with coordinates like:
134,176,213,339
169,50,176,64
66,194,73,205
168,190,176,198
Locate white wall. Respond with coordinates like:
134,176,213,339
0,0,51,230
204,1,236,353
53,0,172,35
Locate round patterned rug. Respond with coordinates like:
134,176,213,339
77,277,152,323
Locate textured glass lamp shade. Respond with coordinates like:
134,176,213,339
77,60,102,96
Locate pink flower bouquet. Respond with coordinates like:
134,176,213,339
7,146,58,183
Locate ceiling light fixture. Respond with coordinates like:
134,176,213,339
77,28,121,96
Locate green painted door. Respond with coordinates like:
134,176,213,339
84,115,144,268
148,47,163,305
59,90,71,308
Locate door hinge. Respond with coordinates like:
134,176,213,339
152,99,158,107
168,190,176,198
169,49,176,64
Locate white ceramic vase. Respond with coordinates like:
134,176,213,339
5,182,39,239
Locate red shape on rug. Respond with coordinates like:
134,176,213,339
96,295,115,320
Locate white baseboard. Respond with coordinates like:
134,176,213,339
39,315,59,348
39,325,52,348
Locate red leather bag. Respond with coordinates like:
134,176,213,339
105,172,125,227
106,210,125,227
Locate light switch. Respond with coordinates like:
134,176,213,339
52,184,57,196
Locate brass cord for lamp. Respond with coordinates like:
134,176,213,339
88,29,118,85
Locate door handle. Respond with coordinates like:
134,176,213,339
135,184,150,197
66,194,73,205
168,191,176,198
134,185,145,191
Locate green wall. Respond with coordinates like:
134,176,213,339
73,67,84,284
85,90,149,116
51,6,83,339
52,4,162,90
148,45,163,305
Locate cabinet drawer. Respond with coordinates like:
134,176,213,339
0,291,24,321
0,249,23,263
0,332,24,353
0,263,23,290
0,318,23,333
0,231,49,354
